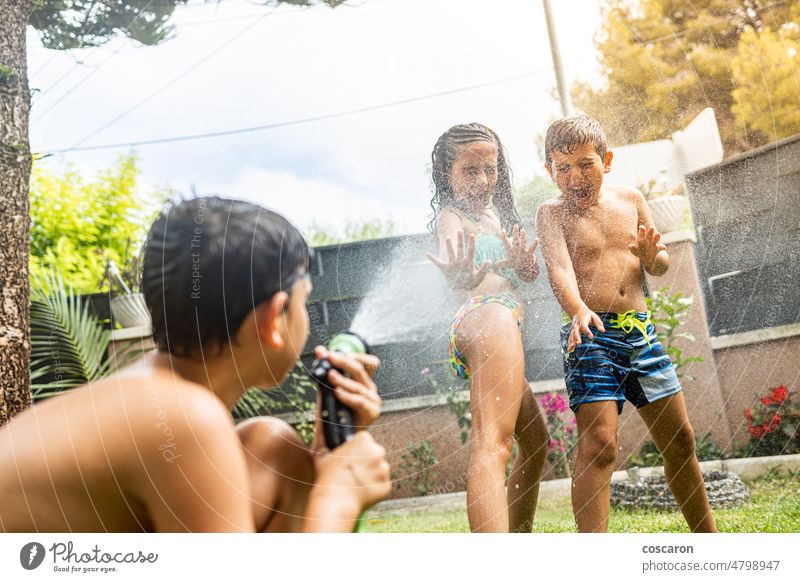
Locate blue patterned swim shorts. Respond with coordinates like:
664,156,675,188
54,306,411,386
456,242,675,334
561,311,681,414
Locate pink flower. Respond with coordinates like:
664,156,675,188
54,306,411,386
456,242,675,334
554,394,568,412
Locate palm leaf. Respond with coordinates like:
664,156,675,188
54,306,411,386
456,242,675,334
232,387,283,422
30,269,112,400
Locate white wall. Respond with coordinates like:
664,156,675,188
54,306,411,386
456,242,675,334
604,108,724,191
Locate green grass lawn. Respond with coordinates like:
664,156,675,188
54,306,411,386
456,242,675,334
364,471,800,533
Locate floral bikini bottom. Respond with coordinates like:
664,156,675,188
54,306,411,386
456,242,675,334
448,292,522,380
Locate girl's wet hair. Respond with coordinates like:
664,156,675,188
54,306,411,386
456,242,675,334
142,196,310,358
427,122,520,235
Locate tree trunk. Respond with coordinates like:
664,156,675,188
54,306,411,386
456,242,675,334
0,0,33,425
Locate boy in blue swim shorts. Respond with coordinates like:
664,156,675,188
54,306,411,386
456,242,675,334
536,115,717,533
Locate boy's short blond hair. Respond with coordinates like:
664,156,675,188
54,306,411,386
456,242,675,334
544,115,608,164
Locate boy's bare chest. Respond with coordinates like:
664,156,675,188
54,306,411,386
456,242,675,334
562,204,638,256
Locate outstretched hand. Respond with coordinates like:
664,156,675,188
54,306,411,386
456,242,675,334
567,306,606,352
629,225,667,269
494,224,539,282
426,230,492,290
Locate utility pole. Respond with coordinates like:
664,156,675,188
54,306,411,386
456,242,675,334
542,0,573,117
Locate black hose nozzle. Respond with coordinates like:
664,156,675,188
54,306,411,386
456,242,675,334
309,331,369,449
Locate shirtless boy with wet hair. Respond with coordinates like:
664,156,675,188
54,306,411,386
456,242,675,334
536,115,717,533
0,196,390,533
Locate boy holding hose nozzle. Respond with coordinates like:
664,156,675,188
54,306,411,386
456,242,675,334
0,196,390,533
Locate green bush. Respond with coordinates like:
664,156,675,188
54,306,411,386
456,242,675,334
628,432,725,468
515,174,559,222
422,366,472,445
30,154,166,294
397,440,439,497
737,385,799,457
232,361,317,445
647,287,704,380
29,270,141,400
305,218,396,247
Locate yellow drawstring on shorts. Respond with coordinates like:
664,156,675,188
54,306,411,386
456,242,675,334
610,310,652,347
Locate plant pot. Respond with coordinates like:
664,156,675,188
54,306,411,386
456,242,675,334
647,194,689,234
110,293,152,329
81,292,113,329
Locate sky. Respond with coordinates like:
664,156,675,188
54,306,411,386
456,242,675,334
27,0,603,236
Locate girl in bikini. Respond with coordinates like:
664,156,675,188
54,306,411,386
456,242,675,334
426,123,549,532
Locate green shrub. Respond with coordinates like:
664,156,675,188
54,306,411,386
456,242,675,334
628,432,724,468
397,440,439,497
647,287,704,380
738,384,799,457
232,360,317,445
30,154,166,294
29,270,142,400
422,366,471,445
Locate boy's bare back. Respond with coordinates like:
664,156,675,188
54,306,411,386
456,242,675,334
0,356,249,532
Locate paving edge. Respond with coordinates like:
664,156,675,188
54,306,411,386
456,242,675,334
367,453,800,517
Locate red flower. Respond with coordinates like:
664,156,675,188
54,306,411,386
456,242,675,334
771,385,788,405
761,396,772,406
770,413,781,428
744,408,752,421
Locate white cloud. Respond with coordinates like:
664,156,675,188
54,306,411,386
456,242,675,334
224,166,423,234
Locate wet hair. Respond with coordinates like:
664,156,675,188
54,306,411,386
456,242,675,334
544,114,608,165
427,122,520,235
142,196,310,358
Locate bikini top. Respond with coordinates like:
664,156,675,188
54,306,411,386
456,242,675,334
445,207,520,288
473,234,520,289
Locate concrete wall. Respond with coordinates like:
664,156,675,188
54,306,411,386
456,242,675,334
685,133,800,336
373,391,569,499
644,239,733,450
712,334,800,447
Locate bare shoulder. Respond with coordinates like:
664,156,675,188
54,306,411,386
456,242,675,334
108,369,236,444
536,196,566,224
97,370,253,532
606,184,645,205
435,207,472,239
437,207,466,228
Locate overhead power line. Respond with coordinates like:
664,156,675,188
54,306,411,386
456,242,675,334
64,6,278,150
41,69,552,155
